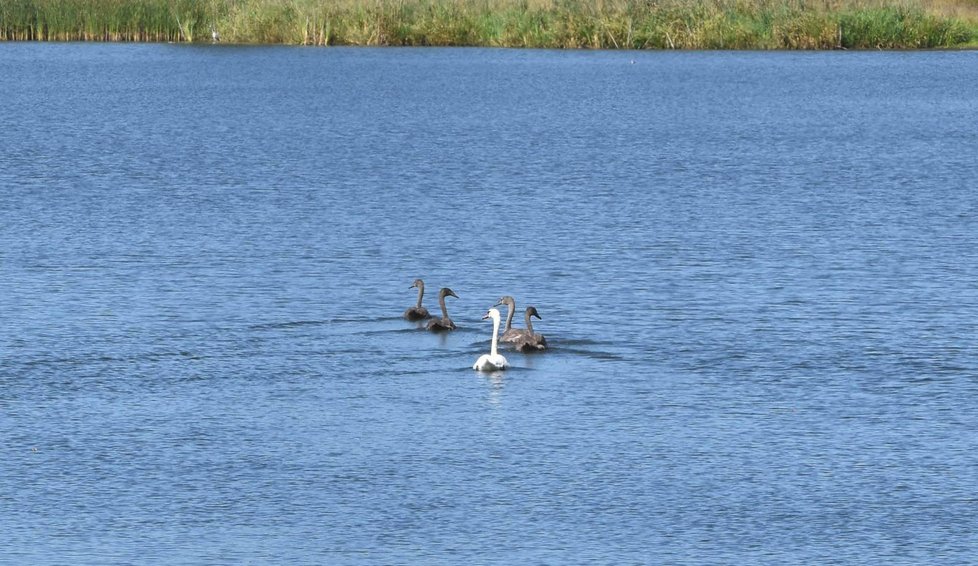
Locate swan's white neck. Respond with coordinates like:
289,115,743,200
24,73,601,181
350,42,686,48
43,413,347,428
490,313,500,358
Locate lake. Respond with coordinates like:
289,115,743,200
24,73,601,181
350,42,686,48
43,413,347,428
2,44,978,564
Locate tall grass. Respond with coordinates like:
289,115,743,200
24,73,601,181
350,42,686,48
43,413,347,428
2,0,977,48
0,0,215,41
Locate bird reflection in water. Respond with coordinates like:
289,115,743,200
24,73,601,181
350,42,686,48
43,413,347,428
484,372,505,407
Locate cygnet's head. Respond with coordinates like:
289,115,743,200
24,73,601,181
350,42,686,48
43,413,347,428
526,306,542,320
440,288,459,299
410,278,424,289
494,295,515,308
482,308,501,322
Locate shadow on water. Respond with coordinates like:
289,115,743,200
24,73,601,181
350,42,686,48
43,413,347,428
249,315,405,331
249,319,331,331
5,321,630,386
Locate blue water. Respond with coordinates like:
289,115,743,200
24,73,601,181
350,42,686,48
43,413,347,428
2,43,978,563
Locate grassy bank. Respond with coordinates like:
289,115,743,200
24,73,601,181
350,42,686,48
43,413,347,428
2,0,977,48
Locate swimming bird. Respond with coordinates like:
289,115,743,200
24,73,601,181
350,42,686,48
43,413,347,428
403,279,431,321
513,306,547,352
473,308,508,371
493,295,524,342
426,288,459,331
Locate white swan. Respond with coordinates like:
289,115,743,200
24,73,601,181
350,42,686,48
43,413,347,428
473,308,509,371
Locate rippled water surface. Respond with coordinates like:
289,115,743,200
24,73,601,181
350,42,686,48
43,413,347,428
3,44,978,563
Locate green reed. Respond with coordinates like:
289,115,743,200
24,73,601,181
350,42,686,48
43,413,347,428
2,0,977,48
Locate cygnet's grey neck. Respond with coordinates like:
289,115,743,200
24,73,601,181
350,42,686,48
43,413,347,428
415,282,425,308
497,296,516,331
438,288,456,319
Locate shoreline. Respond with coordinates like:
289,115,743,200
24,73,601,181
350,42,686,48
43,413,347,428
3,0,977,50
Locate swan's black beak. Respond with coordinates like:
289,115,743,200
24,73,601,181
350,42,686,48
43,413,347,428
533,312,542,320
448,290,459,299
482,311,491,320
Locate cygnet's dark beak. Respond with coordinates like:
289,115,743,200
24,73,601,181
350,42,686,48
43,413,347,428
533,311,542,320
449,290,459,299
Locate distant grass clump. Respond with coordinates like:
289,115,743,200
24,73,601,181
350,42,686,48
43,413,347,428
2,0,977,48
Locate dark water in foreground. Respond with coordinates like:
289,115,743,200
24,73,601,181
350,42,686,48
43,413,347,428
2,44,978,563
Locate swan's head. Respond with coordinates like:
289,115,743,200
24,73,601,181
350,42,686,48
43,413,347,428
410,278,424,289
526,306,542,320
493,295,515,307
482,308,501,322
440,288,459,299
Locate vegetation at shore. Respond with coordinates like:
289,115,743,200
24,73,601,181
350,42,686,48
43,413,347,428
2,0,977,49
